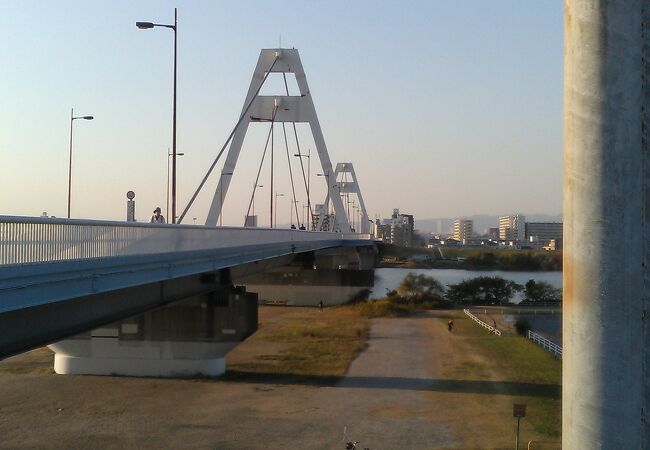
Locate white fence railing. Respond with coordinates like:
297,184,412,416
527,330,563,358
0,216,371,266
463,309,501,336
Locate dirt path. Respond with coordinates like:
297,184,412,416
331,316,456,449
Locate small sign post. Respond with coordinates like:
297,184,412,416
513,404,527,450
126,191,136,222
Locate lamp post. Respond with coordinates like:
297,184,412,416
219,172,233,226
291,198,300,227
294,148,311,218
166,150,184,222
68,108,94,219
136,8,178,223
274,192,284,228
316,171,331,215
252,184,263,218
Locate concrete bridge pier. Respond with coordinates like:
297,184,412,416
49,285,257,377
564,0,648,447
234,245,377,306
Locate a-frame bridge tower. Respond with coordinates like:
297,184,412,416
205,48,351,232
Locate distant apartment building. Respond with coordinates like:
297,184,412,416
499,214,526,241
453,219,473,242
525,222,563,242
488,227,500,240
377,208,415,247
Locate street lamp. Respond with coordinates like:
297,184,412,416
136,8,178,223
290,198,300,227
219,172,233,226
274,192,284,228
316,171,331,215
252,184,263,218
294,148,311,217
68,108,94,219
167,150,184,221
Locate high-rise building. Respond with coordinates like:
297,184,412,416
453,219,473,242
378,209,415,247
525,222,563,241
499,214,526,241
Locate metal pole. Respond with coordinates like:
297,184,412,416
219,175,223,227
515,417,520,450
67,108,73,219
564,1,646,448
166,148,170,221
270,123,274,228
171,7,177,224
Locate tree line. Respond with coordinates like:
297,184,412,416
389,273,562,307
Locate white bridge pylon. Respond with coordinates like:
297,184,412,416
317,162,371,234
206,48,351,233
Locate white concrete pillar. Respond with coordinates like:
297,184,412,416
564,0,647,447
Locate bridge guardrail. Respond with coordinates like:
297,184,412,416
527,330,562,359
463,309,501,336
0,216,372,266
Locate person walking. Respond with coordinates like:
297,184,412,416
318,300,324,312
448,319,454,332
150,207,165,224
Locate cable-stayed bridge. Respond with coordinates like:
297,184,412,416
0,48,377,376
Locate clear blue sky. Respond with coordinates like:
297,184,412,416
0,1,563,225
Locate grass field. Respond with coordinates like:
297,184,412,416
229,305,561,443
446,314,561,440
228,306,370,377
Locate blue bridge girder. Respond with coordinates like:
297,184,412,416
0,216,374,358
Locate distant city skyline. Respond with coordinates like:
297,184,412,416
0,1,563,225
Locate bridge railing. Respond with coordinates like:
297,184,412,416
527,330,563,359
463,309,501,336
0,216,371,266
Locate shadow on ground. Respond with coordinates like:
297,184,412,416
223,370,560,399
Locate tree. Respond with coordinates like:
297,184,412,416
396,273,445,303
522,280,562,304
445,276,523,305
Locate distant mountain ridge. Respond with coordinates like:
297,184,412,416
415,214,563,235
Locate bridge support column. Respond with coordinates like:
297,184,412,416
564,0,648,447
234,246,377,306
49,286,257,377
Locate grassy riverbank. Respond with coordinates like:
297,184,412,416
228,302,561,442
449,314,562,439
228,306,371,377
379,244,562,271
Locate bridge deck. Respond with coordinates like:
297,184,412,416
0,216,374,357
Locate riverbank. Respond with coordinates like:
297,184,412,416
0,306,561,449
379,246,562,271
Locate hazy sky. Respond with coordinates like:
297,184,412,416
0,1,562,225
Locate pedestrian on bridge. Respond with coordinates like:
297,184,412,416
150,207,165,224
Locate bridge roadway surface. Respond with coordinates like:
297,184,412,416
0,309,559,449
0,216,372,358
